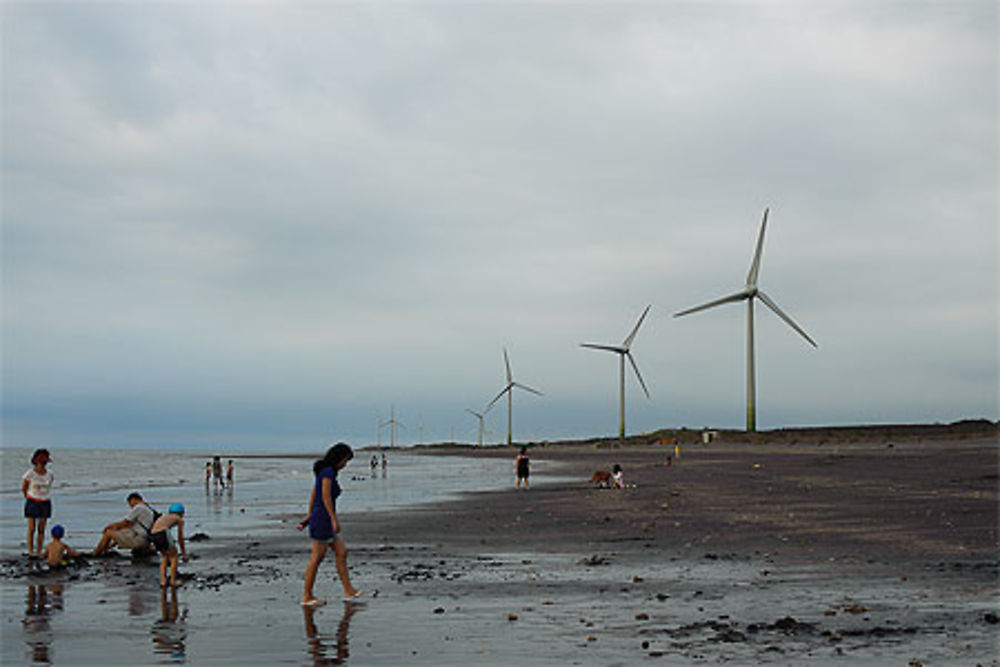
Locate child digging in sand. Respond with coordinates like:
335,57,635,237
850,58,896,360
150,504,188,587
43,524,79,567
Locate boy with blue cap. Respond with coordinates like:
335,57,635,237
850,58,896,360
149,504,188,587
43,524,79,567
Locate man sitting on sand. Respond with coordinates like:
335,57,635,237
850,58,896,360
92,492,156,556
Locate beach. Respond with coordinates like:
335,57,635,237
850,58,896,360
1,424,997,665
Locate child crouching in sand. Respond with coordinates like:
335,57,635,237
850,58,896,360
43,524,79,567
150,504,187,587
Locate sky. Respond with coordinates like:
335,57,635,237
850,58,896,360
2,1,997,450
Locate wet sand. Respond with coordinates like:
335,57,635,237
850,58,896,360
2,425,998,665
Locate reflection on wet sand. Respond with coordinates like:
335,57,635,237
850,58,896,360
205,478,235,517
302,601,360,665
23,583,63,664
151,587,187,662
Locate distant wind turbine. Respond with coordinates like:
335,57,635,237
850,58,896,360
465,406,493,447
673,208,817,432
380,405,405,448
487,348,542,445
581,305,652,440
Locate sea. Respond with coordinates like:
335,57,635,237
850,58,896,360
1,447,524,557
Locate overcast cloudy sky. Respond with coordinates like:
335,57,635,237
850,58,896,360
2,2,996,449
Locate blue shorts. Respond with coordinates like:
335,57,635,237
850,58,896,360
24,499,51,519
308,518,340,543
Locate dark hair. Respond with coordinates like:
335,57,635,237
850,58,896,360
30,449,50,465
126,492,143,502
519,447,527,455
612,464,622,473
314,443,353,474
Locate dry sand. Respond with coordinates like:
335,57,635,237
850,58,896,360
3,424,998,665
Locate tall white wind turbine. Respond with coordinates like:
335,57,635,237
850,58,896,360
580,305,652,440
674,208,817,432
487,348,543,446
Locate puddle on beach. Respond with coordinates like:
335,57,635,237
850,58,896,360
1,547,996,666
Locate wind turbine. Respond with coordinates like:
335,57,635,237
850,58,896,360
580,305,652,440
465,407,492,447
673,208,817,432
380,405,405,447
487,348,542,446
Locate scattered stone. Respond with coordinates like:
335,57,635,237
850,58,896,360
984,612,999,624
189,533,211,542
636,613,650,621
579,555,611,567
507,613,518,621
641,641,650,649
434,607,445,614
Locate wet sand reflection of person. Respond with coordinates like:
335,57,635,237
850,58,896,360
302,601,360,665
23,583,62,663
151,587,187,661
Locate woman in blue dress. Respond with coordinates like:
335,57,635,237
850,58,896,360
298,443,363,606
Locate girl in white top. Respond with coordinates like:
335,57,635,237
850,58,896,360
611,464,624,490
21,449,54,559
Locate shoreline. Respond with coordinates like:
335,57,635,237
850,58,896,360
3,431,997,665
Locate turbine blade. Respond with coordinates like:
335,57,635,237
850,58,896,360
757,291,818,347
503,347,512,383
580,343,624,354
487,384,513,409
747,207,768,287
466,409,482,419
626,352,651,398
623,304,652,348
674,289,749,317
513,382,543,397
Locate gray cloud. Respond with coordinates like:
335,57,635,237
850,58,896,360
2,2,996,448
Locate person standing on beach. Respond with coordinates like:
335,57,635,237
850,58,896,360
298,443,363,606
226,460,234,486
204,462,212,487
515,447,530,490
22,449,53,559
212,456,225,489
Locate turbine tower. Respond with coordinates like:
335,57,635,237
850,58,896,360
581,305,652,440
465,407,491,446
380,405,405,447
674,208,817,431
487,348,542,446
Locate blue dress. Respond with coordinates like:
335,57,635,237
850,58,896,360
308,466,341,541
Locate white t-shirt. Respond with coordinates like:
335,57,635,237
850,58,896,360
125,503,156,533
22,468,53,501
